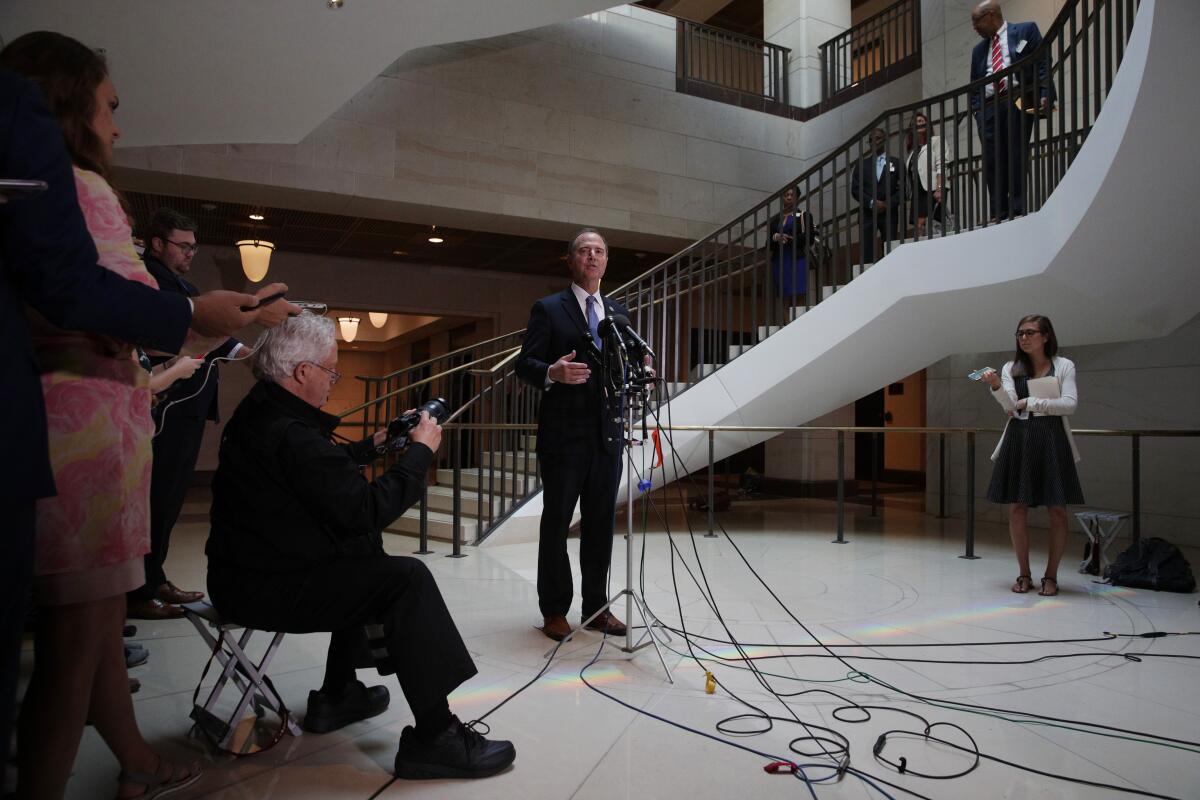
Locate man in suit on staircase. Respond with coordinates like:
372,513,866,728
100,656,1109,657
969,0,1056,220
516,229,629,642
851,127,903,265
127,208,246,620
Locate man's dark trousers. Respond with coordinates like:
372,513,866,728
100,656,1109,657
979,98,1032,219
537,448,622,620
859,209,900,264
136,414,206,595
209,554,476,717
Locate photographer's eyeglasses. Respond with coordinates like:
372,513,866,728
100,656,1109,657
1014,328,1042,338
166,239,198,256
305,362,341,384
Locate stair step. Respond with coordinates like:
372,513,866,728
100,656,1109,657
423,485,502,516
437,468,534,494
480,451,538,472
688,363,720,381
384,509,473,543
755,325,782,340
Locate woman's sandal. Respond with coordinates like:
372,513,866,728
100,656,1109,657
1011,574,1033,593
115,756,202,800
1038,576,1059,597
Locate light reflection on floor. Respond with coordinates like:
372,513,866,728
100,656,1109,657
28,494,1200,800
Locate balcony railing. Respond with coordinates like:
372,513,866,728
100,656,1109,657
676,20,790,111
820,0,920,102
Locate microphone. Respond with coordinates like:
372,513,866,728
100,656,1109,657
609,314,655,360
596,316,625,351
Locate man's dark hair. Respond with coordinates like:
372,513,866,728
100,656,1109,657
567,227,607,256
1010,313,1059,377
146,207,199,247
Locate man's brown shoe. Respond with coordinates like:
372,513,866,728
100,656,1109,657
156,581,204,604
127,598,184,620
541,615,572,642
583,611,626,637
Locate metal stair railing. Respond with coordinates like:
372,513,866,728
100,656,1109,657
341,0,1142,547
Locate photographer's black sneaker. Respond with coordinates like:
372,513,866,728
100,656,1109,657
302,680,389,733
394,716,515,780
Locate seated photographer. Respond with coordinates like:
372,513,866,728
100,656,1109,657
204,312,515,780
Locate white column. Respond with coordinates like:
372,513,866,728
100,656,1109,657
764,0,852,108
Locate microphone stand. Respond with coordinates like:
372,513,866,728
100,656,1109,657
544,325,674,682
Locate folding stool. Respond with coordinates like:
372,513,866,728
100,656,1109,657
1075,511,1131,575
182,600,302,752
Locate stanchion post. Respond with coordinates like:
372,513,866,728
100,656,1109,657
414,486,432,555
937,432,946,518
833,430,847,543
449,428,466,558
706,429,717,537
959,430,980,559
1131,433,1141,544
870,431,879,517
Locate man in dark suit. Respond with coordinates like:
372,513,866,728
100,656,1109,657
0,68,294,764
850,127,903,264
969,0,1056,220
516,229,629,642
127,208,246,619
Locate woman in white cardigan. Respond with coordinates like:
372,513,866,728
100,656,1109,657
980,315,1083,597
905,111,945,237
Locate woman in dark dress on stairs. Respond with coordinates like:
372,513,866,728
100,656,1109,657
981,314,1083,597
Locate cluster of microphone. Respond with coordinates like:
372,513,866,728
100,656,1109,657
594,314,656,392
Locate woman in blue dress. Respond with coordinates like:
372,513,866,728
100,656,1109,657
769,186,814,303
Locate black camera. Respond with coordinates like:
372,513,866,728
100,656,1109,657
386,397,451,450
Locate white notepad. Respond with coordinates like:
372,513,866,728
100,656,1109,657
1026,376,1061,400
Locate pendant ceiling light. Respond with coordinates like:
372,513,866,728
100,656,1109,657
236,239,274,282
237,212,273,282
338,316,360,342
368,312,388,328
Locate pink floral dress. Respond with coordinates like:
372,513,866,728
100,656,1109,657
31,168,163,604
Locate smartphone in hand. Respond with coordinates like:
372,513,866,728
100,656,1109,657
240,291,286,312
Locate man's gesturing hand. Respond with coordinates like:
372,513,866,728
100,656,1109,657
407,411,443,453
548,350,590,385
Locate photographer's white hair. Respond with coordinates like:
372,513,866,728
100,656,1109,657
251,311,336,383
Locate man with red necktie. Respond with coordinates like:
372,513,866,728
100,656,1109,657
969,1,1057,221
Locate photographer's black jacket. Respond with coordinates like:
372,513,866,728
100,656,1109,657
206,380,432,573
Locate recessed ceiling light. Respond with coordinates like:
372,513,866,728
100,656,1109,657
635,252,647,258
201,202,217,211
427,225,444,244
392,249,407,256
249,213,265,221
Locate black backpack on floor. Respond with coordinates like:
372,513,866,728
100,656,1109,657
1104,537,1196,592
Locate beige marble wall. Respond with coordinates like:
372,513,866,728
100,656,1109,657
924,314,1200,546
764,0,852,108
764,404,857,482
116,5,920,251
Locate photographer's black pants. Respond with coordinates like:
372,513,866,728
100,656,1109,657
208,555,476,719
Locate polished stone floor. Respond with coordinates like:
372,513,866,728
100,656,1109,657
24,495,1200,800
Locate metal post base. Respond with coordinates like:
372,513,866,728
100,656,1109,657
542,591,675,684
